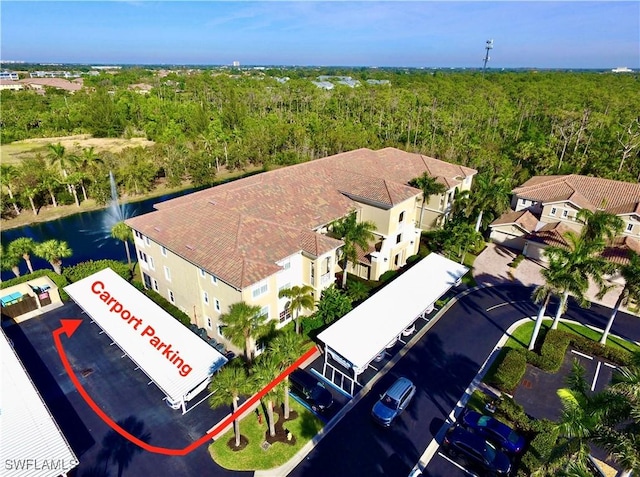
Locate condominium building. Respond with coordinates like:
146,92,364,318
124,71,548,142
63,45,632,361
126,147,476,353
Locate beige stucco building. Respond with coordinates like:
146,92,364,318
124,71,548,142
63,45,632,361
126,147,476,354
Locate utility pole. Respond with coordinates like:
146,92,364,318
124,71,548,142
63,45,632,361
482,39,493,77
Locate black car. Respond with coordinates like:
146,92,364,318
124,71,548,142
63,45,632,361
289,368,334,412
443,425,512,476
460,409,526,454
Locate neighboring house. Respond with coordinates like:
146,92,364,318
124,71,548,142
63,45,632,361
126,147,476,353
18,77,83,93
490,174,640,264
0,70,19,80
0,79,24,91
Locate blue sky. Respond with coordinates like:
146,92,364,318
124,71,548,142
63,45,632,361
1,1,638,68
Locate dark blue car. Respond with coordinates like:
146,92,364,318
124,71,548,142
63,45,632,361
460,409,526,454
443,425,512,476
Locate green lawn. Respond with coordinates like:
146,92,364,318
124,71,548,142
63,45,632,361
209,399,323,471
504,319,640,354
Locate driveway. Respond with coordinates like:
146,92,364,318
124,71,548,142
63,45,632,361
473,243,638,316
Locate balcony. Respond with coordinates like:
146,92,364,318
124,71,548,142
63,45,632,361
320,272,333,287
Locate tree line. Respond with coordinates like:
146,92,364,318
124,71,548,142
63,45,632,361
2,69,639,219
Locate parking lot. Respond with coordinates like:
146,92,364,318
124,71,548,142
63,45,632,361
3,302,250,477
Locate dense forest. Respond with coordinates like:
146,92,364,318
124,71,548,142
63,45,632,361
1,68,639,218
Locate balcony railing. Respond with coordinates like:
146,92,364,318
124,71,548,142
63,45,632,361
320,272,333,287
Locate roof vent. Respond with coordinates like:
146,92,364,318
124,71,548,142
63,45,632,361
208,200,216,206
153,226,161,232
185,244,194,250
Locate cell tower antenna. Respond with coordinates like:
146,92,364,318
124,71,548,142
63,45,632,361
482,39,493,77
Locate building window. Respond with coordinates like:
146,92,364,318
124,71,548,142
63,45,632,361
142,272,151,289
168,289,175,304
520,198,526,205
152,278,159,292
279,309,292,323
396,233,402,244
206,316,212,329
161,246,167,257
282,259,291,270
259,305,269,321
394,253,400,266
135,230,143,239
210,274,218,285
214,298,221,312
550,207,557,216
252,280,268,299
203,291,209,304
626,223,633,232
144,236,150,246
138,250,148,263
562,210,568,219
310,262,315,284
199,268,206,278
217,324,225,338
325,256,331,274
164,266,171,282
148,256,155,270
399,211,405,223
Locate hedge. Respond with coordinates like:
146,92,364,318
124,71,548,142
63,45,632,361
562,330,634,366
0,269,70,301
517,421,559,477
537,329,571,372
492,348,527,392
63,260,131,284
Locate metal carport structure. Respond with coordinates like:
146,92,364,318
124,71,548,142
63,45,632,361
65,268,227,414
318,253,468,396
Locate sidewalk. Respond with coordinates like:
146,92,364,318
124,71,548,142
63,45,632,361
473,243,637,315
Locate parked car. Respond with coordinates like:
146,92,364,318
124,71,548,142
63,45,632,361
371,376,416,427
460,409,526,454
443,425,512,476
289,368,334,412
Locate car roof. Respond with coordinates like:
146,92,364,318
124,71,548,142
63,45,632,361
385,377,414,399
447,425,489,450
290,368,319,387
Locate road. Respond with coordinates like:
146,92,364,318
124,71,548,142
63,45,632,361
288,284,640,477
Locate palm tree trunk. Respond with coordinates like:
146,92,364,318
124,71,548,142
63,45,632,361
283,383,290,420
23,254,34,273
124,241,132,267
600,290,625,345
51,260,62,275
232,396,241,448
81,182,88,201
72,184,80,207
245,335,252,362
267,400,276,437
341,256,349,288
7,188,20,215
11,266,20,278
529,293,551,350
29,196,37,215
551,291,569,329
418,198,425,228
49,189,58,207
475,210,483,233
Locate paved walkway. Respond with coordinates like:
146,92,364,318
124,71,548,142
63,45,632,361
473,243,638,316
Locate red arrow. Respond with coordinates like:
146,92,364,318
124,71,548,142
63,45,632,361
54,319,319,456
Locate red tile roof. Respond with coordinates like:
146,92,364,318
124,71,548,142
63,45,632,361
490,210,539,233
513,175,640,214
602,237,640,266
127,148,476,288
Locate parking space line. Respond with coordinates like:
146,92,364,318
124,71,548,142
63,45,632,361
486,302,508,312
437,452,478,476
571,350,593,360
591,361,602,391
603,362,617,369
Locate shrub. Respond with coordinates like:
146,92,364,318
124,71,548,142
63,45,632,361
63,260,131,283
0,269,70,301
538,329,571,372
379,270,397,282
565,331,634,366
508,254,525,268
131,281,191,327
518,421,559,477
301,314,324,335
492,349,527,392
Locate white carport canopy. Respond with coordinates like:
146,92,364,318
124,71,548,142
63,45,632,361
1,329,78,477
319,253,468,379
65,268,226,413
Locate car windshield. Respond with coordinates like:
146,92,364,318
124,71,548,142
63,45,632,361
483,441,497,463
382,395,400,409
508,430,520,443
477,416,491,428
310,384,325,400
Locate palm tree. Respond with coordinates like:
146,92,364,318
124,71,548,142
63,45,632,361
1,244,21,278
599,251,640,345
208,362,254,449
577,208,624,245
331,211,376,288
251,354,282,437
409,171,446,229
34,239,72,274
545,232,614,330
0,164,21,215
529,257,566,350
269,331,305,419
111,221,133,268
73,146,103,201
468,173,512,233
8,237,37,274
219,302,268,363
48,142,80,206
443,222,484,264
278,285,315,334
